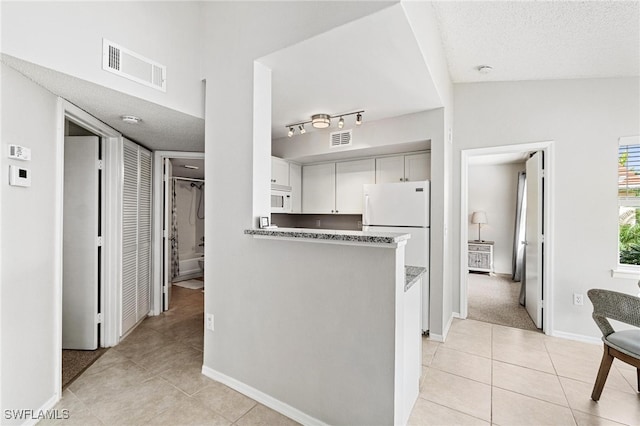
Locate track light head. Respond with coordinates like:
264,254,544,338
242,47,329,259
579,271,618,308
288,127,294,137
338,117,344,129
298,124,306,134
355,113,362,126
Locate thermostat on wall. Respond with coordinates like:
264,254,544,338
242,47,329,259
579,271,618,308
8,144,31,161
9,165,31,187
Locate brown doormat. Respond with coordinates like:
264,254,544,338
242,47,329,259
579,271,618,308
62,347,109,389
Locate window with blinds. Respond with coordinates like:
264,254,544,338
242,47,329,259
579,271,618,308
618,141,640,266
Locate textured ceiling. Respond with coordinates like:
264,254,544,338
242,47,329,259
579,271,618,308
2,54,204,152
260,4,441,140
432,1,640,83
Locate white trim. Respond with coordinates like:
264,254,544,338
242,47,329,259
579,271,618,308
460,141,555,335
54,100,123,402
550,330,601,346
152,151,205,315
18,393,60,426
201,365,328,426
611,267,640,280
618,135,640,146
429,313,456,342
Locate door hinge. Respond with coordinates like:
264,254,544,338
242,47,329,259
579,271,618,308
540,300,545,309
96,313,103,324
97,236,104,246
163,230,168,239
540,235,545,243
97,160,104,170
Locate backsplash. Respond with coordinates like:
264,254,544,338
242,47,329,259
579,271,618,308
272,213,362,231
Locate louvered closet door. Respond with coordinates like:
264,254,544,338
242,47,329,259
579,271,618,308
137,150,152,319
122,142,139,334
121,140,152,336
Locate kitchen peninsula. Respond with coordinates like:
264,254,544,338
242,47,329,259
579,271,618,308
244,227,424,425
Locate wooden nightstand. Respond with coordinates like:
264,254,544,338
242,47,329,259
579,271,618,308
468,240,494,274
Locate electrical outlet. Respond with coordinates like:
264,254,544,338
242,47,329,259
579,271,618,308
573,293,584,306
206,313,214,331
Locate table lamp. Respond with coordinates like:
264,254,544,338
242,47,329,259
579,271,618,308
471,211,488,242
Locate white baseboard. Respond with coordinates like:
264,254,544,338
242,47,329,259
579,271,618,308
201,365,328,426
17,393,59,426
550,330,601,345
428,313,456,342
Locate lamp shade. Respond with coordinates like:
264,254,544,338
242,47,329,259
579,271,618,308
471,211,488,224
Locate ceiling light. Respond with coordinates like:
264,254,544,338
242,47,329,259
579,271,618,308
284,110,364,136
477,65,493,74
311,114,331,129
183,165,199,170
121,115,141,124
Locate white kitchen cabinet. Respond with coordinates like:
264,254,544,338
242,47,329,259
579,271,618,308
336,158,375,214
302,163,336,213
375,155,405,184
290,162,302,213
404,152,431,182
376,152,431,183
271,156,290,186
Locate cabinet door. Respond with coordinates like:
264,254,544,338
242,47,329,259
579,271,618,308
375,155,405,183
405,153,430,181
271,156,290,186
302,163,335,213
336,158,375,214
289,162,302,213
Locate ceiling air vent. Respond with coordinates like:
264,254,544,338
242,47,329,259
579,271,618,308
102,39,166,92
330,129,352,148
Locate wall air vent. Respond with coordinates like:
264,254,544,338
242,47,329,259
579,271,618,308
102,39,166,92
330,129,352,148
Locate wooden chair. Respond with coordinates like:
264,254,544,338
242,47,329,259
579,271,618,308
587,289,640,401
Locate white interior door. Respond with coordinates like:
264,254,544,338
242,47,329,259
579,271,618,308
63,136,99,350
525,152,543,329
163,158,172,311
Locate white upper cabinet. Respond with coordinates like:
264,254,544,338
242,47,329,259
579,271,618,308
336,158,375,214
376,155,406,183
289,162,302,213
302,163,336,214
271,156,290,186
404,152,431,182
375,152,431,183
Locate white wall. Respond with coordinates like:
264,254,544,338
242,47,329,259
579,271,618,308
201,2,413,423
468,163,525,275
1,1,204,119
272,110,431,162
1,64,60,421
453,78,640,338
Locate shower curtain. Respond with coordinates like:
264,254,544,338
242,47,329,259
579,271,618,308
171,179,180,279
512,172,527,304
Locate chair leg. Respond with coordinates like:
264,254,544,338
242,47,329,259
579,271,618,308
591,345,614,401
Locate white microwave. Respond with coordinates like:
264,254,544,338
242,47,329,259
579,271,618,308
271,187,292,213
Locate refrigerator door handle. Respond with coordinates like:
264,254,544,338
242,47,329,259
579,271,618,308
363,194,370,226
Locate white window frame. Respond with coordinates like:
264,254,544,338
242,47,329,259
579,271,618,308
614,135,640,277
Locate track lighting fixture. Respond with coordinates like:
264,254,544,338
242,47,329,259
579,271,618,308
285,110,364,136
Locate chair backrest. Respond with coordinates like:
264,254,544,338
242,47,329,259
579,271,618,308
587,289,640,337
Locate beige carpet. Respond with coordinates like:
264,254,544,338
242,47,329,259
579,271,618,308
62,347,108,389
467,273,539,332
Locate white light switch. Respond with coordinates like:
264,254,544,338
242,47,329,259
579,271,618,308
9,165,31,187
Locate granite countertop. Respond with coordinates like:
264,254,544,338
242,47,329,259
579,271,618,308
405,266,427,292
245,227,411,245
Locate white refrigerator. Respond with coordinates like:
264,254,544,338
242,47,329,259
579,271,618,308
363,181,430,332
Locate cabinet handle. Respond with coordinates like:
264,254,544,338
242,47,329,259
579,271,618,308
335,210,339,213
331,210,334,213
399,177,403,182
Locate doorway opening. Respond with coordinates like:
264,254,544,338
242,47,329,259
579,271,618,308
460,142,554,334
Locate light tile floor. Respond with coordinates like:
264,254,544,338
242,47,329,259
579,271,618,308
410,319,640,426
44,289,639,426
